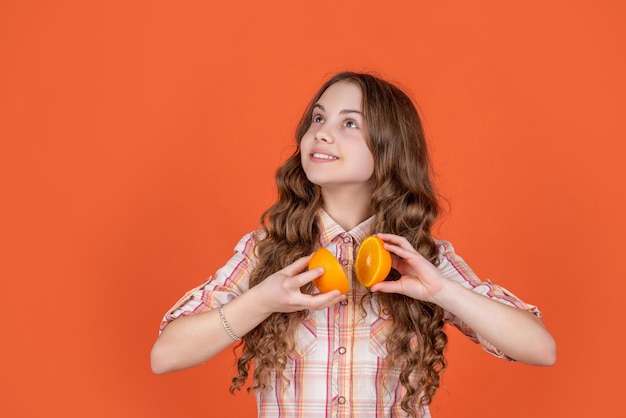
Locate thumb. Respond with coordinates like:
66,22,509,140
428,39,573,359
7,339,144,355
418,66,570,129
370,280,406,295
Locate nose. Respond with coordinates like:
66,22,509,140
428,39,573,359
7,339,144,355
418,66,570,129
314,125,334,143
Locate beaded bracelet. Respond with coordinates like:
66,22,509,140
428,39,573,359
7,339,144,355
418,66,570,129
218,305,241,341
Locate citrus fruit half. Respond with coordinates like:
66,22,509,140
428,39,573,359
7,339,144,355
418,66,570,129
355,236,392,287
308,247,350,294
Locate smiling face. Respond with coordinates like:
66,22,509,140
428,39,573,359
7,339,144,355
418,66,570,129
300,81,375,194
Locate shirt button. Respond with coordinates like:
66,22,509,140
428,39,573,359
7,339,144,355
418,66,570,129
341,259,349,266
338,396,346,404
340,299,348,306
343,235,351,244
338,347,346,355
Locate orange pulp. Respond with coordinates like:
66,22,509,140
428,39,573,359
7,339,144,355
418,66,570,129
355,236,392,287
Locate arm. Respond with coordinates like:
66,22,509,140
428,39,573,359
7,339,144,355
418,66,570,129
371,233,556,366
430,280,555,365
150,256,345,374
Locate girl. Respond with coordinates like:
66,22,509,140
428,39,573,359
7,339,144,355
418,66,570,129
150,72,556,418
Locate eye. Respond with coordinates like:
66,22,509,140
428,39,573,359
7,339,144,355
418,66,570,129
344,119,359,129
312,113,324,124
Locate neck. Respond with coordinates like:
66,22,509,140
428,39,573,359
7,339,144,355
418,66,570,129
321,186,373,231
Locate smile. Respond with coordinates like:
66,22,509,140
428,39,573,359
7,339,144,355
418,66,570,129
311,153,338,160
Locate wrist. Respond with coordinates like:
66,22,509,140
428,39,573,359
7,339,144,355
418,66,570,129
218,304,241,341
245,284,277,317
429,279,463,310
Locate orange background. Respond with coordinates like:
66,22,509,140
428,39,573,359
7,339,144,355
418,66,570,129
1,1,625,417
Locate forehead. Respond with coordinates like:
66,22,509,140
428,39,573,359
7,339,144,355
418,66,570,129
316,81,362,109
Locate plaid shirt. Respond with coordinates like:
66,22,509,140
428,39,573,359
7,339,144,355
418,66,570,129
160,210,540,417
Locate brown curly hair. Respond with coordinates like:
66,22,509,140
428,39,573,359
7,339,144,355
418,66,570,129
230,72,447,416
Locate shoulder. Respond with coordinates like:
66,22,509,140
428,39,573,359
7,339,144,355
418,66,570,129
433,239,478,281
233,228,266,256
434,239,457,260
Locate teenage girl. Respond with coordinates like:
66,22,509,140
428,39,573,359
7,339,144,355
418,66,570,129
151,72,556,418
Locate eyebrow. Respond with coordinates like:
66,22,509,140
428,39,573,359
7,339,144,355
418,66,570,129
313,103,363,115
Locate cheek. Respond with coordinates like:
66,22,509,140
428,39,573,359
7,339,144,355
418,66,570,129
364,158,375,179
300,129,314,146
299,135,312,157
358,148,375,177
300,137,312,169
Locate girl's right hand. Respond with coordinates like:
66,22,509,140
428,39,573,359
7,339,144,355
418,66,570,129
253,255,346,314
151,256,346,374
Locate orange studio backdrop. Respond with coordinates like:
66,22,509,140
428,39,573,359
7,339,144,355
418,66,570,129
1,1,625,417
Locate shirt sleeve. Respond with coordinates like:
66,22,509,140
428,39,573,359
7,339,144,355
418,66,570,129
436,240,542,360
158,232,259,333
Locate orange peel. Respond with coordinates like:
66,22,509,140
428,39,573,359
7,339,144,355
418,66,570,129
308,247,350,294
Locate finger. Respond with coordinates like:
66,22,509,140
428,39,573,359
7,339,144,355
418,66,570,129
382,242,422,260
281,255,312,276
371,280,407,295
376,233,422,257
385,244,435,278
303,290,345,310
293,266,324,288
376,233,412,248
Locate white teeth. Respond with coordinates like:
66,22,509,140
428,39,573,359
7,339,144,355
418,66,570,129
312,153,338,160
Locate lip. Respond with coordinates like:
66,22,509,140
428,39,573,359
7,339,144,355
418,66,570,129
310,149,338,161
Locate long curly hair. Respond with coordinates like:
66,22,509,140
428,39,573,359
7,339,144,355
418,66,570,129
230,72,447,416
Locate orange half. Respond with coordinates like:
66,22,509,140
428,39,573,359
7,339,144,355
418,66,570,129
355,236,392,287
308,247,350,294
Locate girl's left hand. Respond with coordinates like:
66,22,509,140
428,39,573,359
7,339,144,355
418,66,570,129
370,233,447,303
